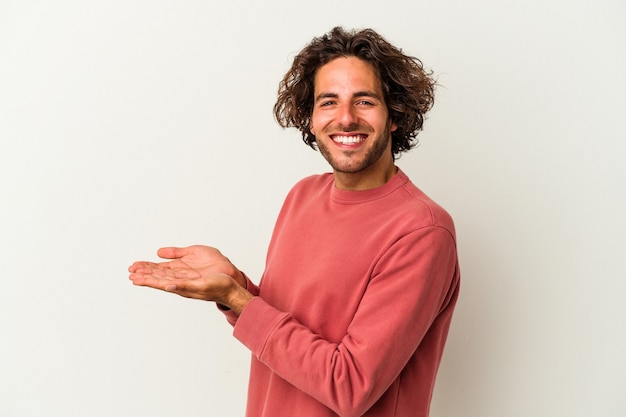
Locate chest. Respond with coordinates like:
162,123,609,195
259,200,398,341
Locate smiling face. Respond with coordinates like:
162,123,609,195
310,56,398,190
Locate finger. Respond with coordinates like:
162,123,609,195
130,272,174,291
160,280,205,300
136,278,197,298
132,260,186,273
128,263,167,276
131,264,201,280
128,261,160,273
157,246,188,260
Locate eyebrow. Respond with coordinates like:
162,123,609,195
314,90,383,103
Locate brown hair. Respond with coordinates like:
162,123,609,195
273,26,436,157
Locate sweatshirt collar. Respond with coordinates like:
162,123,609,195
330,167,409,204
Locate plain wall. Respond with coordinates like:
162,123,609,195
1,1,624,416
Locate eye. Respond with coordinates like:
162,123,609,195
357,100,375,106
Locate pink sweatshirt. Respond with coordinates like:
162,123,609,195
224,169,460,417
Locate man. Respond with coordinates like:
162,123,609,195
129,26,460,417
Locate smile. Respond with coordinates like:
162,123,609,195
331,135,367,145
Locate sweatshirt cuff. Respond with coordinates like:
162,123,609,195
233,297,289,358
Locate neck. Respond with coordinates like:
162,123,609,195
333,160,397,191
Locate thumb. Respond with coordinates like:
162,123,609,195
157,246,188,260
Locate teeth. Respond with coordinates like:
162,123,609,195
332,135,365,144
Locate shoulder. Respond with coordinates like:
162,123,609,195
291,172,333,190
285,172,334,200
391,171,456,238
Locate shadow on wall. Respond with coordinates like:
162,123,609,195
430,224,522,415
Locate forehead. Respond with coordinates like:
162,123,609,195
314,56,382,93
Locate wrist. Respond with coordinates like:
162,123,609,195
223,279,254,315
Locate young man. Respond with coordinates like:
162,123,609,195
129,27,460,417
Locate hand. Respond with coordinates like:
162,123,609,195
128,245,253,313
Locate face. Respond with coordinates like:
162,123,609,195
310,56,397,184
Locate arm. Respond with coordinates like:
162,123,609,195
233,227,459,417
128,245,254,314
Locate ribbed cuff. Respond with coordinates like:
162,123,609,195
233,297,289,358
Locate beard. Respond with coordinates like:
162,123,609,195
316,123,392,174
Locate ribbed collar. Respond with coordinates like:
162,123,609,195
330,168,409,205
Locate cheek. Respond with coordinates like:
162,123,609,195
311,112,331,131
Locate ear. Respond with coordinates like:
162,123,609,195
390,121,398,132
310,125,315,135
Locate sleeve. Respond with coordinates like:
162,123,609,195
232,226,459,417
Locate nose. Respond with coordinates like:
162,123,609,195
337,102,358,129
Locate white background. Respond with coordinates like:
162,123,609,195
1,1,624,416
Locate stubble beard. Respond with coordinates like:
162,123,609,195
316,124,392,174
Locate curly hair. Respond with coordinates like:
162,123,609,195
273,26,436,157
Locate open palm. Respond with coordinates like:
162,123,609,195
128,245,245,299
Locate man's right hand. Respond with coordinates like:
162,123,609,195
128,245,252,313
